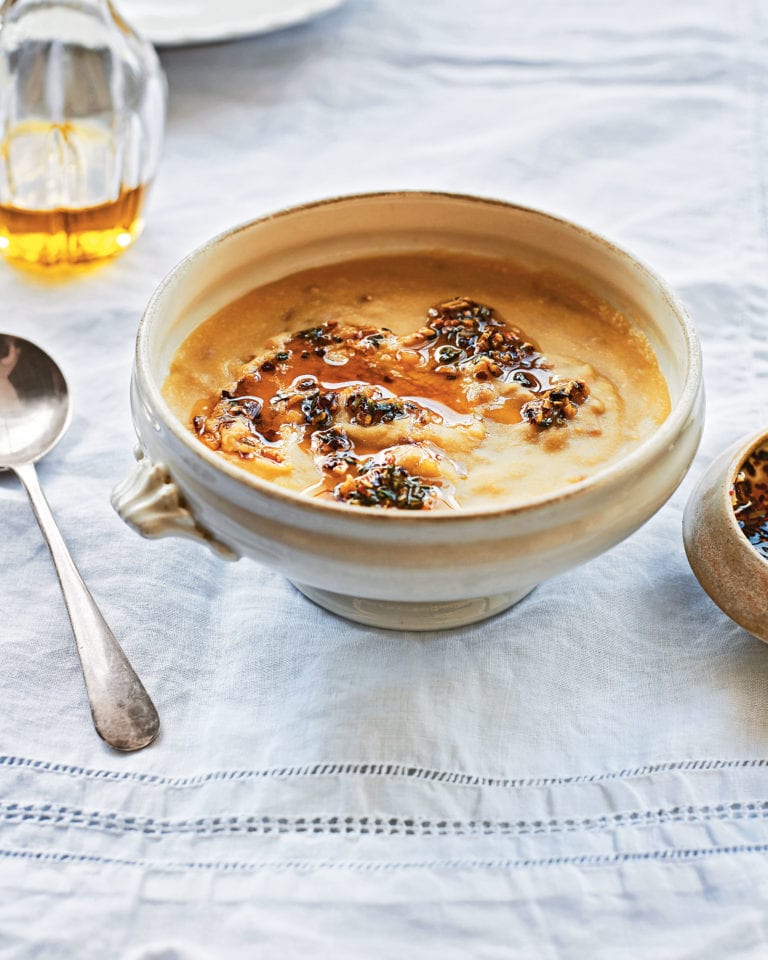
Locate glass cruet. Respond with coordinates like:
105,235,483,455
0,0,166,265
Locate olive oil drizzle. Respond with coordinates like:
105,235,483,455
192,298,589,509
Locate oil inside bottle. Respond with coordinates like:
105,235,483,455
0,185,146,265
0,121,148,266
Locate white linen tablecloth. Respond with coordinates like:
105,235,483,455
2,0,768,955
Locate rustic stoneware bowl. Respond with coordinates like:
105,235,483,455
112,191,704,630
683,427,768,642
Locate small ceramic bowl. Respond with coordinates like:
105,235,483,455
683,428,768,642
112,191,704,630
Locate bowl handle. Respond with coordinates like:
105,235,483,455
111,447,238,561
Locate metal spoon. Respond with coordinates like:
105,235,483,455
0,333,159,751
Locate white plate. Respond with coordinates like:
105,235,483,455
118,0,347,47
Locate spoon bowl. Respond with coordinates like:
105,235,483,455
0,335,70,467
0,333,159,751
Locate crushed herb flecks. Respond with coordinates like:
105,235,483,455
191,298,595,510
334,464,436,510
731,445,768,559
520,380,589,429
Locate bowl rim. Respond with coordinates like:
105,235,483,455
136,189,703,524
720,427,768,570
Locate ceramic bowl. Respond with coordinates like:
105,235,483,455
683,427,768,642
112,191,704,630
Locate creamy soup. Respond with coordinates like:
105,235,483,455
164,252,670,510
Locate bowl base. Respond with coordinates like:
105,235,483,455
290,583,535,630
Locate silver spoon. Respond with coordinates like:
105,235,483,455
0,333,159,751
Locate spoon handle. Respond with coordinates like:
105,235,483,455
13,461,160,751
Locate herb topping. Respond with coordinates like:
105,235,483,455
191,299,594,509
732,446,768,559
520,380,589,428
334,464,436,510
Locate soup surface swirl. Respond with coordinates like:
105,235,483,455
164,252,670,510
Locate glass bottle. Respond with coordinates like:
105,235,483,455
0,0,166,266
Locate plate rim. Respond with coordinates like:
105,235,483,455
119,0,347,47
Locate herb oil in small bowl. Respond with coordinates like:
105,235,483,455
684,428,768,642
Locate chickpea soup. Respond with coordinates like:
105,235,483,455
163,252,670,511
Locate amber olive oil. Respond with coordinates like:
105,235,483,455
0,184,146,266
0,0,166,268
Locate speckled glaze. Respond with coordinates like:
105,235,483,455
112,191,704,630
683,428,768,642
